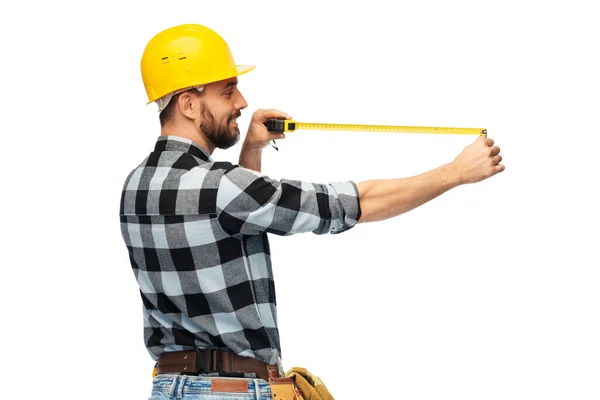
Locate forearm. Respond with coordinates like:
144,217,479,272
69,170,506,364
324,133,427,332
238,143,262,172
355,163,461,223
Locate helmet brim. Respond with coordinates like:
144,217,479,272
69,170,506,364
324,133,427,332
236,64,256,76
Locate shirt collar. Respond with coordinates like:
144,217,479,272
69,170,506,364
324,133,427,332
154,135,213,162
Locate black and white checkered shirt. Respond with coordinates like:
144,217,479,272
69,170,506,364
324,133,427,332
119,135,361,365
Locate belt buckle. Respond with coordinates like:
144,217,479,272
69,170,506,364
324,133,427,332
214,348,222,372
195,349,216,374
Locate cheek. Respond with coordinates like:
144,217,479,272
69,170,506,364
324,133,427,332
214,106,234,122
203,97,235,123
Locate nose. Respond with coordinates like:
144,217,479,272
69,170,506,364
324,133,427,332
235,90,248,111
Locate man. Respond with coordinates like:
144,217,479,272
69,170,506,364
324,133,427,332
119,24,504,399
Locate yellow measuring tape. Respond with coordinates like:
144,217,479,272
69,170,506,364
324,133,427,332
266,118,487,136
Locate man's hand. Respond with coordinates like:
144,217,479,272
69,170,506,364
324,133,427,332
238,109,292,172
243,109,292,151
450,136,505,184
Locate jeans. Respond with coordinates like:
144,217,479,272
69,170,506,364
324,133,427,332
148,374,272,399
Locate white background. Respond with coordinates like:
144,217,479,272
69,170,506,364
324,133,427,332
1,1,598,399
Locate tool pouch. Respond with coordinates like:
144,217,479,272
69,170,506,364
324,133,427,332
268,365,303,399
285,367,335,400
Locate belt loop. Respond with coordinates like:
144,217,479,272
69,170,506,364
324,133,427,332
168,375,178,398
254,378,261,400
176,375,187,399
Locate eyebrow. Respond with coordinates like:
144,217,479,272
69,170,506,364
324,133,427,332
221,80,238,92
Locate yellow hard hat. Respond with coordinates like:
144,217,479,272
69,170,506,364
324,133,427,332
141,24,255,104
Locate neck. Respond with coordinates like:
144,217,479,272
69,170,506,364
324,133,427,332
161,123,215,154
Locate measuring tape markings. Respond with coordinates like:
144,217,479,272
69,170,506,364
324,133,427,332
266,118,487,136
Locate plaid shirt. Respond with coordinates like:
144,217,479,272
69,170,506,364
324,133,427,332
119,135,361,365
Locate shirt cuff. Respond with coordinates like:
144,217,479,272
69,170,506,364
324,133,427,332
329,180,362,234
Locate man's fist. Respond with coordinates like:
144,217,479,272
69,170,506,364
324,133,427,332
450,135,505,184
243,109,292,151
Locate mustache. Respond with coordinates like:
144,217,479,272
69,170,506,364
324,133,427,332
229,111,241,121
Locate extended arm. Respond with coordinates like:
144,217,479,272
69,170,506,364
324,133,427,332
356,164,459,223
356,135,504,223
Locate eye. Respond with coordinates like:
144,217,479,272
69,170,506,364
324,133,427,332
223,91,234,99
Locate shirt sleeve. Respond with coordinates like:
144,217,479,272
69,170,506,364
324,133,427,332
215,164,362,237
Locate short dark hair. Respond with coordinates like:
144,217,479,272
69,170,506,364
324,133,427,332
159,89,204,127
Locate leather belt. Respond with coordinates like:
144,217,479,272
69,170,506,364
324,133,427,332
156,349,275,381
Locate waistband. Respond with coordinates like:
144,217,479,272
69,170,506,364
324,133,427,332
152,374,271,398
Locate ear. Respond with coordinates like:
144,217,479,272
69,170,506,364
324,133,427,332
176,92,198,120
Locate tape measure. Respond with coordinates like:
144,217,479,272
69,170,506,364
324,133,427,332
266,118,487,136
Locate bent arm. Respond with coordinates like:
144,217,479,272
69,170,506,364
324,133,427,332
238,143,262,172
356,163,461,223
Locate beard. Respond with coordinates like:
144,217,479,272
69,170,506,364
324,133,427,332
199,102,241,150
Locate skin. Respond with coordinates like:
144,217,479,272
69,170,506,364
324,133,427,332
354,135,504,223
161,76,505,224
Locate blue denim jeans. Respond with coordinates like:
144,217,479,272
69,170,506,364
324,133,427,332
148,374,272,399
